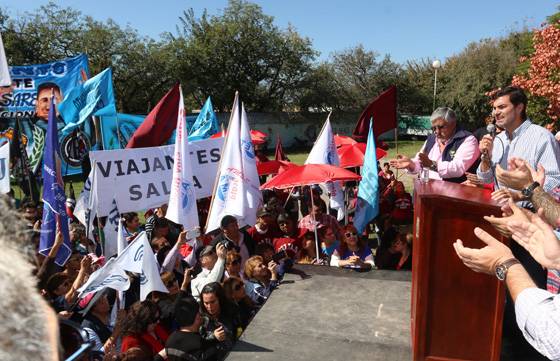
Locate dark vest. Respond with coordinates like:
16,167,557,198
82,314,112,343
424,129,479,184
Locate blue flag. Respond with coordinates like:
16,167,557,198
39,97,73,266
188,97,219,141
353,119,379,233
58,68,116,133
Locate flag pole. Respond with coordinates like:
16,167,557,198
310,186,320,264
394,126,399,179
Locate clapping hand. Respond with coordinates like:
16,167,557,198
508,212,560,269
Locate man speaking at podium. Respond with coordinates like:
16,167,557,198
390,107,480,183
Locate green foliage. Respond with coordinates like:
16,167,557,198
436,35,526,125
0,2,178,114
175,0,317,111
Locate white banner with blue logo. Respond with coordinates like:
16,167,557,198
166,86,199,230
206,93,262,232
79,232,167,301
305,115,346,220
89,137,224,216
0,142,9,193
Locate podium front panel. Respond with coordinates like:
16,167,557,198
412,180,505,361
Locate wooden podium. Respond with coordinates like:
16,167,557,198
411,179,506,361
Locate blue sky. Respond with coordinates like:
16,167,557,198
2,0,558,63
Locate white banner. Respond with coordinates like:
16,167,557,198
0,142,9,194
206,94,262,232
305,114,345,220
166,86,199,230
89,137,224,216
78,232,167,301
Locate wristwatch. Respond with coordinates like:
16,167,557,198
521,181,540,199
495,258,520,281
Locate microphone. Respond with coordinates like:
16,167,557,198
486,123,496,138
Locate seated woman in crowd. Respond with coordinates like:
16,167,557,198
122,212,141,238
80,290,122,354
330,225,374,270
391,181,413,225
318,225,340,260
45,254,92,312
296,230,324,264
199,282,240,358
243,255,278,305
222,276,257,330
391,232,413,271
225,250,243,279
120,300,169,357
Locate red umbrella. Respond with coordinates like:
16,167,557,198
257,160,295,176
334,134,357,147
211,129,267,144
261,164,361,190
337,143,387,168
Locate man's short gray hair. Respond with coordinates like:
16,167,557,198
430,107,457,124
0,196,57,361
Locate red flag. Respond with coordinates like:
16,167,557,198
352,85,397,143
274,134,289,161
126,83,180,148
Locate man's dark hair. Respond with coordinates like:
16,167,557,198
174,296,200,328
220,215,237,229
493,86,528,120
37,82,61,93
153,217,169,229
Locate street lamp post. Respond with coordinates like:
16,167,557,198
432,59,441,111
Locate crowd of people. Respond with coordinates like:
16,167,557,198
4,84,560,360
4,149,413,360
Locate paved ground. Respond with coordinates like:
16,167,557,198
226,265,412,361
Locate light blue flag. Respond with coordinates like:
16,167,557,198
58,68,116,133
188,97,219,141
353,119,379,233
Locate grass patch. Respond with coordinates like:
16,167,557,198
282,140,423,192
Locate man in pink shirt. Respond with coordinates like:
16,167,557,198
390,107,480,183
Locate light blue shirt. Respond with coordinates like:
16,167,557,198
477,119,560,193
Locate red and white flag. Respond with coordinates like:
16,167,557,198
166,86,199,230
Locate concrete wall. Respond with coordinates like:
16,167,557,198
215,111,362,149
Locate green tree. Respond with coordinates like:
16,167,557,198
175,0,317,111
1,2,179,114
436,35,526,126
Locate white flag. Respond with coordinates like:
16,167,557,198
206,93,262,232
0,33,11,87
0,142,10,194
305,114,345,219
78,232,167,301
74,169,97,241
77,258,131,297
103,198,121,257
166,86,199,230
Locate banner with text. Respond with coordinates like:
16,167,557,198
89,137,223,215
0,54,92,176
